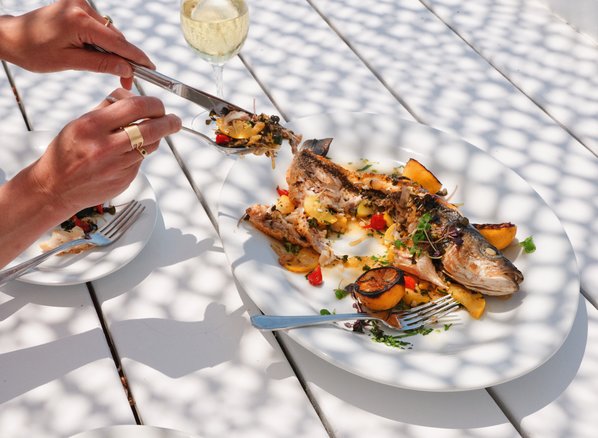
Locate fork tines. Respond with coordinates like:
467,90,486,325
401,295,460,327
100,200,145,240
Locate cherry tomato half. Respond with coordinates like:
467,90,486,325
369,213,387,231
276,186,289,196
307,265,323,286
404,275,416,290
215,134,231,145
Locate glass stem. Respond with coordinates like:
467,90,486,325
212,63,224,98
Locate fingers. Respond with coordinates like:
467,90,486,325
85,15,155,70
90,90,181,163
70,4,155,81
119,114,181,156
95,93,168,128
95,88,134,109
102,91,181,157
120,76,134,90
125,140,160,163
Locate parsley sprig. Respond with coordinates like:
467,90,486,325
519,236,536,254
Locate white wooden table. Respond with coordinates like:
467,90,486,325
1,1,597,437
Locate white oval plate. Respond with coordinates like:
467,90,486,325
69,425,196,438
1,131,157,286
218,112,579,392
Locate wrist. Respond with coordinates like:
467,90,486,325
0,164,73,266
27,160,77,219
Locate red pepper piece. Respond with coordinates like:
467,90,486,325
96,204,104,215
276,186,289,196
73,216,91,233
215,134,231,145
369,213,387,231
307,265,323,286
404,275,416,290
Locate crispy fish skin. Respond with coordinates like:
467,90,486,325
251,149,523,296
287,149,399,215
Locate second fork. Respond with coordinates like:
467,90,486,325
0,200,144,286
251,295,460,331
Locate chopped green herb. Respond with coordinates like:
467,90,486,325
369,323,412,349
408,213,435,257
394,239,406,249
520,236,536,254
283,241,301,254
357,164,373,172
370,255,390,266
320,309,332,315
334,288,349,300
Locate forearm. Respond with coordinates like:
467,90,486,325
0,15,20,64
0,163,71,268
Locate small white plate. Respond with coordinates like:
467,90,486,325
69,425,197,438
1,131,157,286
218,112,580,392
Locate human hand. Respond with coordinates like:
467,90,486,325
0,0,154,89
30,88,181,214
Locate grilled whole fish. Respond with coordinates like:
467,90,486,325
246,149,523,296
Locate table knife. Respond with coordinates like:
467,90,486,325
88,44,250,115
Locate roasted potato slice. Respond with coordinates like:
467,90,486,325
277,247,320,273
275,195,295,215
402,158,442,193
402,288,431,307
474,222,517,250
356,200,375,218
448,283,486,319
304,195,337,225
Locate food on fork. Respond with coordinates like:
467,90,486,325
243,145,525,324
207,109,302,160
39,204,115,255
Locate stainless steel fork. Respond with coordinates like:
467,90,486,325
0,200,145,286
251,295,461,331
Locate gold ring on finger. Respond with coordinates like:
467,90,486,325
122,124,144,149
136,146,148,159
103,15,113,27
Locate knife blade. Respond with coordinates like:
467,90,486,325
88,44,250,115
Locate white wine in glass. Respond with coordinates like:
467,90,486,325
180,0,249,98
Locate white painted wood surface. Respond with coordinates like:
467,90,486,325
0,71,135,436
1,0,597,436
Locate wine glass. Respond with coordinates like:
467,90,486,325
180,0,249,99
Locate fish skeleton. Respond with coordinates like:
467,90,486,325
246,149,523,296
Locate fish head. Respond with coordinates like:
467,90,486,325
442,228,524,296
